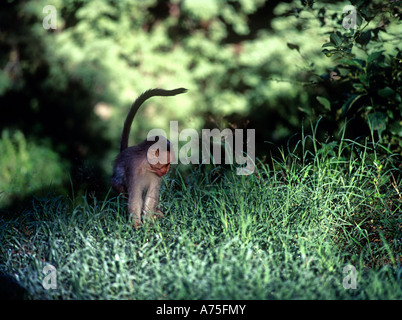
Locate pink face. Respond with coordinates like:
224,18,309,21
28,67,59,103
151,163,171,177
148,151,172,177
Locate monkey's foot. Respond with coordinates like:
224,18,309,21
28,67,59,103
131,216,142,229
154,209,165,218
151,209,164,219
144,209,164,221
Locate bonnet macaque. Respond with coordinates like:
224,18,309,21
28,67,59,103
111,88,187,227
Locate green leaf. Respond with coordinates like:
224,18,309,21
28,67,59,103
316,96,331,111
338,67,350,77
322,42,336,48
356,30,371,46
367,112,387,138
389,121,402,137
322,49,334,57
287,42,300,52
359,73,368,87
338,58,365,68
341,94,364,116
352,83,365,92
378,86,395,99
367,51,383,64
330,33,342,46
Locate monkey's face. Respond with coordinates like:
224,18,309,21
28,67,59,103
147,148,173,177
150,162,171,177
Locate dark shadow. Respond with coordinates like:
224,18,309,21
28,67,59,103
0,273,28,300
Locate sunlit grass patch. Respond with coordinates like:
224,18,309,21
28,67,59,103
0,128,400,299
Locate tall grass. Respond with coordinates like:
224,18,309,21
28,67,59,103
0,127,400,299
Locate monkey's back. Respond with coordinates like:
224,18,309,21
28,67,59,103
111,145,145,193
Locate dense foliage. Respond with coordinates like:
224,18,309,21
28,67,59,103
313,0,402,153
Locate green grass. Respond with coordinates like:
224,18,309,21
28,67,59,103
0,132,401,299
0,130,67,209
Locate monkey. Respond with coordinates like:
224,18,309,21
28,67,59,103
111,88,187,228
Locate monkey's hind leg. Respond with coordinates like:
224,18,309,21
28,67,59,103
143,183,164,222
111,171,127,194
128,186,143,228
111,181,126,194
129,206,142,229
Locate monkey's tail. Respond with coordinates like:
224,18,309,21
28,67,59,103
120,88,187,152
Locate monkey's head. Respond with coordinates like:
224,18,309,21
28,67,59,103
146,136,174,177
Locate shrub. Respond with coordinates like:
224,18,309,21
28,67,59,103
0,130,68,208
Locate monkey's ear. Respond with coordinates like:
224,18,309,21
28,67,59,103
147,147,159,164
